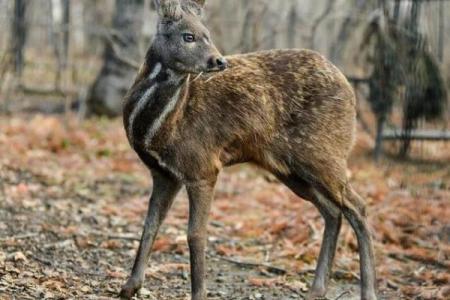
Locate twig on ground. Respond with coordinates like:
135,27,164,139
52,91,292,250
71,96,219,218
0,233,39,241
388,252,450,270
211,254,287,275
333,270,360,281
86,230,140,241
72,266,106,278
297,268,316,276
334,290,351,300
43,239,74,249
29,254,53,266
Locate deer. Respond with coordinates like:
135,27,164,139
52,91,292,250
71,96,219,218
119,0,378,299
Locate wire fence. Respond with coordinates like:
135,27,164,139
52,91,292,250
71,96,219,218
0,0,448,159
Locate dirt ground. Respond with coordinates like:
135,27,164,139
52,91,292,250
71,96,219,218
0,114,449,300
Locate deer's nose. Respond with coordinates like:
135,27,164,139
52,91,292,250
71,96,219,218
207,56,228,71
216,57,228,70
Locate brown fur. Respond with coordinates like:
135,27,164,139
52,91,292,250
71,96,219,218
130,49,355,201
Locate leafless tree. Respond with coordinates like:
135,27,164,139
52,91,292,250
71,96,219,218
286,2,298,49
309,0,335,49
240,1,258,53
437,0,444,62
51,0,71,91
11,0,27,79
331,0,375,63
86,0,145,117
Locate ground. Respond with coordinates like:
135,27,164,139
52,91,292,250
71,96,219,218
0,114,449,300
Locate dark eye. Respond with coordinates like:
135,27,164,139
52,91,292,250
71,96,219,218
183,33,195,43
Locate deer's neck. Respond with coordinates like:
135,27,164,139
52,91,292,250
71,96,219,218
126,53,188,148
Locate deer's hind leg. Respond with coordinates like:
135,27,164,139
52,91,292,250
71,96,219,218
341,184,377,300
310,171,377,300
279,175,342,299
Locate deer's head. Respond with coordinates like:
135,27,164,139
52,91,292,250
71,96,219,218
151,0,227,74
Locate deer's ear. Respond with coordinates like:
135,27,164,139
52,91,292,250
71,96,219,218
188,0,206,8
153,0,183,20
183,0,205,17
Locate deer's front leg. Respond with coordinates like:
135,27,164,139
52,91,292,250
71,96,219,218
186,180,216,300
120,170,182,299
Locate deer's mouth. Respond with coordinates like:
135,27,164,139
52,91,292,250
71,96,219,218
205,67,227,73
172,60,228,75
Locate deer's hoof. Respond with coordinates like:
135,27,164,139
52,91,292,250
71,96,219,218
192,290,207,300
119,278,142,299
306,288,327,300
305,296,327,300
362,292,378,300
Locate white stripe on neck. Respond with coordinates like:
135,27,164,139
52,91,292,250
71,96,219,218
149,63,162,79
127,63,162,144
145,85,182,147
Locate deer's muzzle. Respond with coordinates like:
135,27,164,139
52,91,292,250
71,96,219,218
207,56,228,71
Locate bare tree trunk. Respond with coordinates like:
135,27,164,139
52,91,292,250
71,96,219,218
400,0,422,158
52,0,71,91
331,0,373,63
71,1,85,53
11,0,27,79
309,0,335,49
262,6,278,50
374,115,386,161
286,2,298,49
408,0,421,34
366,2,398,161
437,0,444,62
393,0,401,23
85,0,145,117
240,1,256,53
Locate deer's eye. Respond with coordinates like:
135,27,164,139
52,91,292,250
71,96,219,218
183,33,196,43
